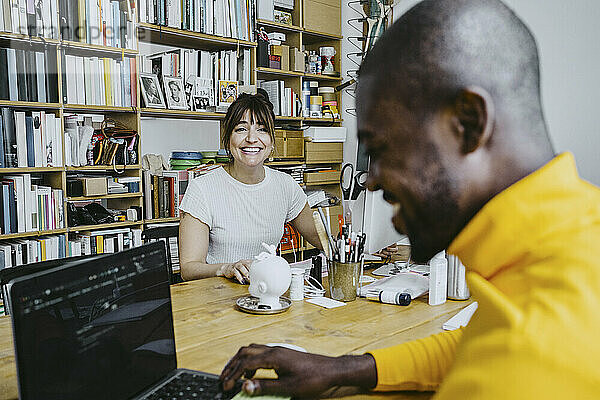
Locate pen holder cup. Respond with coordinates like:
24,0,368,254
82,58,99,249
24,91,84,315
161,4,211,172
327,260,360,302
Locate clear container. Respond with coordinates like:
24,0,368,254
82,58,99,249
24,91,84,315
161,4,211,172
327,260,360,302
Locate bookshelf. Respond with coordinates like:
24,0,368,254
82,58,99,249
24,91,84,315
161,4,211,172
0,0,344,274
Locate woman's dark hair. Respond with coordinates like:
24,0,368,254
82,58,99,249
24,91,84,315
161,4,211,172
221,93,277,156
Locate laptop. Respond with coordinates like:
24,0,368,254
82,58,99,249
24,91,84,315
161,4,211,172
7,242,241,400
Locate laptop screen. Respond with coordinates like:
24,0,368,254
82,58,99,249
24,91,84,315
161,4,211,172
9,242,177,400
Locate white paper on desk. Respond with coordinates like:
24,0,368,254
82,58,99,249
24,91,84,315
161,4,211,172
306,297,347,309
442,302,478,330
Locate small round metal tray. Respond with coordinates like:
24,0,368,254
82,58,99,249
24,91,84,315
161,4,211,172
236,295,292,315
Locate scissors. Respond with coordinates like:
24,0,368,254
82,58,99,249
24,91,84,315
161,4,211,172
340,163,368,224
340,163,367,201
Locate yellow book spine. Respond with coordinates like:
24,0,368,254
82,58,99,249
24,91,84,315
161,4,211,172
40,240,46,261
96,235,104,254
103,58,112,106
78,0,87,43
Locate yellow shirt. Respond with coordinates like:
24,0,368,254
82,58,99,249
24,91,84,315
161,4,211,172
369,153,600,398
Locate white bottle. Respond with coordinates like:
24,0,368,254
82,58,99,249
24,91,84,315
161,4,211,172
428,251,448,306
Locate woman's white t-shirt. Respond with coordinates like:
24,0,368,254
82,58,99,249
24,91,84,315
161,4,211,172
179,166,307,264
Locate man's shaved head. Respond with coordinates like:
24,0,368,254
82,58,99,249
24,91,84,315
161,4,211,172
357,0,555,261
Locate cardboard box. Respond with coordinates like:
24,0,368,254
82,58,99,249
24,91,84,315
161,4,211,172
81,177,108,196
290,48,305,72
305,142,343,163
270,44,290,70
304,169,340,185
274,130,304,159
303,0,341,36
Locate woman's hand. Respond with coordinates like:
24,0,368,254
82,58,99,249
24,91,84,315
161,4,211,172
217,259,253,284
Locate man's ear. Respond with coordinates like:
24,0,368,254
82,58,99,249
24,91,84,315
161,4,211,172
452,87,495,154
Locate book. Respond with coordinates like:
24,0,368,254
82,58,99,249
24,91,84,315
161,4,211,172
13,111,27,167
44,49,58,103
24,115,34,167
15,49,27,101
0,115,4,168
0,48,8,100
1,107,17,167
31,111,43,167
2,179,17,234
25,50,37,102
4,175,25,233
35,51,47,103
44,113,55,166
6,48,18,101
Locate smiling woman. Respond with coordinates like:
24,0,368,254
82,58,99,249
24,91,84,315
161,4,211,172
177,93,323,283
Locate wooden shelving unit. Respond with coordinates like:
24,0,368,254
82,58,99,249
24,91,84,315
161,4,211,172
68,221,143,232
140,108,226,119
0,0,344,271
68,193,143,201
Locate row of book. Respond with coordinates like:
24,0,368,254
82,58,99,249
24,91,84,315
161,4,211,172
141,47,250,110
260,80,299,117
0,108,63,168
139,0,256,42
58,0,137,49
62,54,137,107
0,0,59,38
0,234,67,269
0,226,144,269
142,170,191,220
270,164,305,185
0,174,64,235
68,227,143,256
0,47,59,103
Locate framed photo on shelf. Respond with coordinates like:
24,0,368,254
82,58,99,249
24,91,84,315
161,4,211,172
163,76,188,110
140,73,166,109
184,75,196,109
193,77,214,111
218,80,238,107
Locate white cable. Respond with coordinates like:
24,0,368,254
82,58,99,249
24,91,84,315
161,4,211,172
303,275,325,298
290,233,297,263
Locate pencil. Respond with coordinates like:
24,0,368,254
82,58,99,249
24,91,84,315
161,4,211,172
313,211,331,259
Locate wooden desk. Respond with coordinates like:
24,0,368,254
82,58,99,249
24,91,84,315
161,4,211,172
0,277,470,399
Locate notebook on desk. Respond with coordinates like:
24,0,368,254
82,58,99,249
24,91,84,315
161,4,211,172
7,242,241,400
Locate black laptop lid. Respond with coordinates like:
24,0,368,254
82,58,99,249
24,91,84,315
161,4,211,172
9,242,177,400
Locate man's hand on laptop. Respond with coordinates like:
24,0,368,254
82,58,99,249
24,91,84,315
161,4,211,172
219,344,377,398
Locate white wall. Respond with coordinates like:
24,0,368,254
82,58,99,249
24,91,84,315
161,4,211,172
138,41,222,161
341,0,600,185
140,117,220,161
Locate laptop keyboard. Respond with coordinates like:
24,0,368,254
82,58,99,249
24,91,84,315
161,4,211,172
143,371,241,400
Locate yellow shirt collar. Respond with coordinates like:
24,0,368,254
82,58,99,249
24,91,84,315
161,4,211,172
448,152,579,278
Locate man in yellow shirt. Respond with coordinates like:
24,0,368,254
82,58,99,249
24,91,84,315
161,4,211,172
220,0,600,398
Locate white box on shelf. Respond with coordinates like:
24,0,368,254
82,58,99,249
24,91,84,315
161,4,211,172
304,127,347,142
267,32,286,42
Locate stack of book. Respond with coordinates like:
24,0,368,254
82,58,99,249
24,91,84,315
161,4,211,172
142,170,191,219
68,227,143,256
270,164,305,185
58,0,137,49
170,151,204,170
0,235,67,269
0,47,59,103
259,80,298,117
139,0,255,42
0,174,65,235
0,108,63,168
0,0,60,38
62,54,137,107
